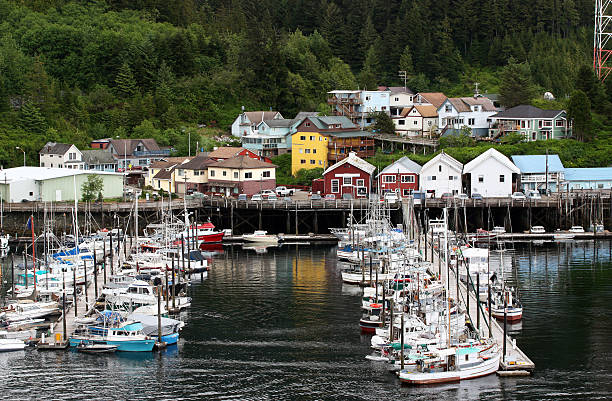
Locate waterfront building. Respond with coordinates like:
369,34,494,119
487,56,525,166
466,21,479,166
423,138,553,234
419,151,463,197
564,167,612,190
231,110,283,137
174,154,216,194
463,148,520,197
207,155,276,196
107,138,170,171
394,105,438,137
511,154,565,193
145,157,193,191
377,156,421,197
490,105,572,141
39,142,84,169
322,152,375,198
0,167,123,202
81,150,118,172
437,96,497,137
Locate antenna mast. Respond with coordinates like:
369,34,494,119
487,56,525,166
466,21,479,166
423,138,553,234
594,0,612,81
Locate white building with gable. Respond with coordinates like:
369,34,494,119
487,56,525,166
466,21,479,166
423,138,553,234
419,151,463,197
463,148,519,197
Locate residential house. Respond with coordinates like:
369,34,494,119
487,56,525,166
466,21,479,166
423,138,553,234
358,90,390,126
414,92,448,109
511,154,565,193
107,138,170,170
462,148,520,197
174,155,216,194
208,146,261,161
490,105,572,141
322,152,376,198
207,155,276,196
437,96,497,137
90,139,110,149
327,89,391,127
419,151,463,197
327,90,362,124
39,142,84,169
231,111,283,137
381,86,415,117
564,168,612,190
81,150,117,172
290,116,374,175
377,156,421,197
145,157,193,192
394,105,438,137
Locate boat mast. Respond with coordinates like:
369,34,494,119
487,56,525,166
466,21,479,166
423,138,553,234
443,207,450,349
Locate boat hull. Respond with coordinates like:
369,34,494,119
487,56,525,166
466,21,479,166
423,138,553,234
69,338,155,352
399,353,500,385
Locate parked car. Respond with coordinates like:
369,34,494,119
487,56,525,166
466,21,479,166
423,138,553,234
530,225,546,234
259,189,275,198
569,225,585,233
251,194,263,201
511,192,526,200
324,194,336,200
275,186,295,197
237,194,247,201
471,193,483,200
526,190,541,200
310,193,322,200
440,193,453,200
342,193,353,200
454,193,469,200
267,194,278,201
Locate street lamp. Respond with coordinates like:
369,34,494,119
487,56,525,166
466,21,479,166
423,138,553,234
15,147,25,167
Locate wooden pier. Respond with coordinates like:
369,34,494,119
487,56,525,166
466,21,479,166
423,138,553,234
423,234,535,372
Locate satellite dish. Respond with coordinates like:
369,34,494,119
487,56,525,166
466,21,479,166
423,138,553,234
543,92,555,100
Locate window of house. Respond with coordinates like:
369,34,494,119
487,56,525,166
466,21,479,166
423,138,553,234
383,175,396,183
263,171,270,178
413,121,418,125
365,96,371,101
299,149,303,154
449,176,454,181
245,172,253,178
555,120,564,127
178,169,184,176
598,183,604,189
429,176,436,181
305,122,311,127
331,179,339,193
301,159,306,164
319,160,323,165
401,175,414,183
478,175,484,183
468,118,475,125
309,136,314,141
222,170,227,177
473,105,480,112
543,120,552,127
532,132,537,141
310,160,315,164
521,120,526,129
538,120,543,128
50,163,53,167
395,97,399,102
234,172,239,178
428,121,432,126
210,170,215,177
398,120,405,125
300,136,306,140
305,149,311,154
319,137,323,141
366,118,372,124
41,162,45,167
445,105,452,112
356,179,364,187
194,170,200,176
403,189,410,196
499,175,505,182
343,177,352,185
313,149,317,154
439,165,442,172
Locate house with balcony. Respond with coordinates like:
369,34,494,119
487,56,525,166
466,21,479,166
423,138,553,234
394,105,438,137
107,138,169,170
174,154,216,194
39,142,84,169
322,152,375,198
82,150,117,172
564,167,612,190
207,155,276,196
327,90,363,124
381,86,415,117
419,151,463,197
463,148,520,197
145,156,193,190
511,154,565,193
231,111,283,137
437,96,497,137
489,105,572,141
290,116,374,175
377,156,421,197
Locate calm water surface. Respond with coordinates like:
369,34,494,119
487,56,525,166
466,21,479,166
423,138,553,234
1,240,611,400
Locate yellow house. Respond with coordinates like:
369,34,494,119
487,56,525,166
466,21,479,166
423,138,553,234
174,155,215,194
145,157,192,189
291,131,329,176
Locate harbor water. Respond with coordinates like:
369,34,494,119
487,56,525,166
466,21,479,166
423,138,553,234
1,240,611,400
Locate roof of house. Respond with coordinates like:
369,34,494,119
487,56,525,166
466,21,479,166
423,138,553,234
242,111,282,125
153,169,173,180
109,139,160,157
401,105,438,118
209,155,276,169
323,152,376,176
178,154,216,170
492,105,564,119
262,119,297,128
463,148,520,174
378,156,421,176
149,157,192,169
417,92,448,109
446,97,496,113
326,131,372,138
511,154,564,173
421,150,463,172
564,167,612,181
40,142,74,155
306,116,357,130
208,147,248,160
379,86,414,95
81,150,116,165
294,111,319,120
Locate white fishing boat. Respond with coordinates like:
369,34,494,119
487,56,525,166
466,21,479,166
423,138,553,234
106,280,191,312
242,231,279,244
2,301,60,323
0,338,27,352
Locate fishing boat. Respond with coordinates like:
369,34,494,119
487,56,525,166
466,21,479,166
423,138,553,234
490,287,523,322
180,222,225,244
1,301,61,322
0,338,27,352
553,231,574,240
128,313,183,345
70,314,155,352
242,231,279,244
359,303,384,333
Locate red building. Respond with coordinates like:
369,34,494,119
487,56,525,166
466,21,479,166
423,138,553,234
377,156,421,197
322,152,375,198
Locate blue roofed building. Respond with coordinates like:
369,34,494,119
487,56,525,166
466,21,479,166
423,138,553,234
564,168,612,190
511,154,565,192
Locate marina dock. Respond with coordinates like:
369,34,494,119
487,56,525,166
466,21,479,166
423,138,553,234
423,234,535,372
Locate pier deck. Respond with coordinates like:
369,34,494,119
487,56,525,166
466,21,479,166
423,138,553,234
424,235,535,372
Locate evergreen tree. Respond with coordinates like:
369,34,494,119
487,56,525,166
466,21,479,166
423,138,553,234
499,57,537,108
370,111,396,135
19,101,46,134
575,65,609,113
358,45,380,90
115,62,137,99
567,90,592,142
320,1,344,56
398,45,414,77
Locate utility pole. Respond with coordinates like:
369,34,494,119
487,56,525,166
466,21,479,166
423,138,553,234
398,71,407,91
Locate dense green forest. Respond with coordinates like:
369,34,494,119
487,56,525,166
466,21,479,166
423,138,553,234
1,0,611,168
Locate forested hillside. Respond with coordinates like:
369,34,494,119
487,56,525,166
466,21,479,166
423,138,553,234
0,0,609,167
